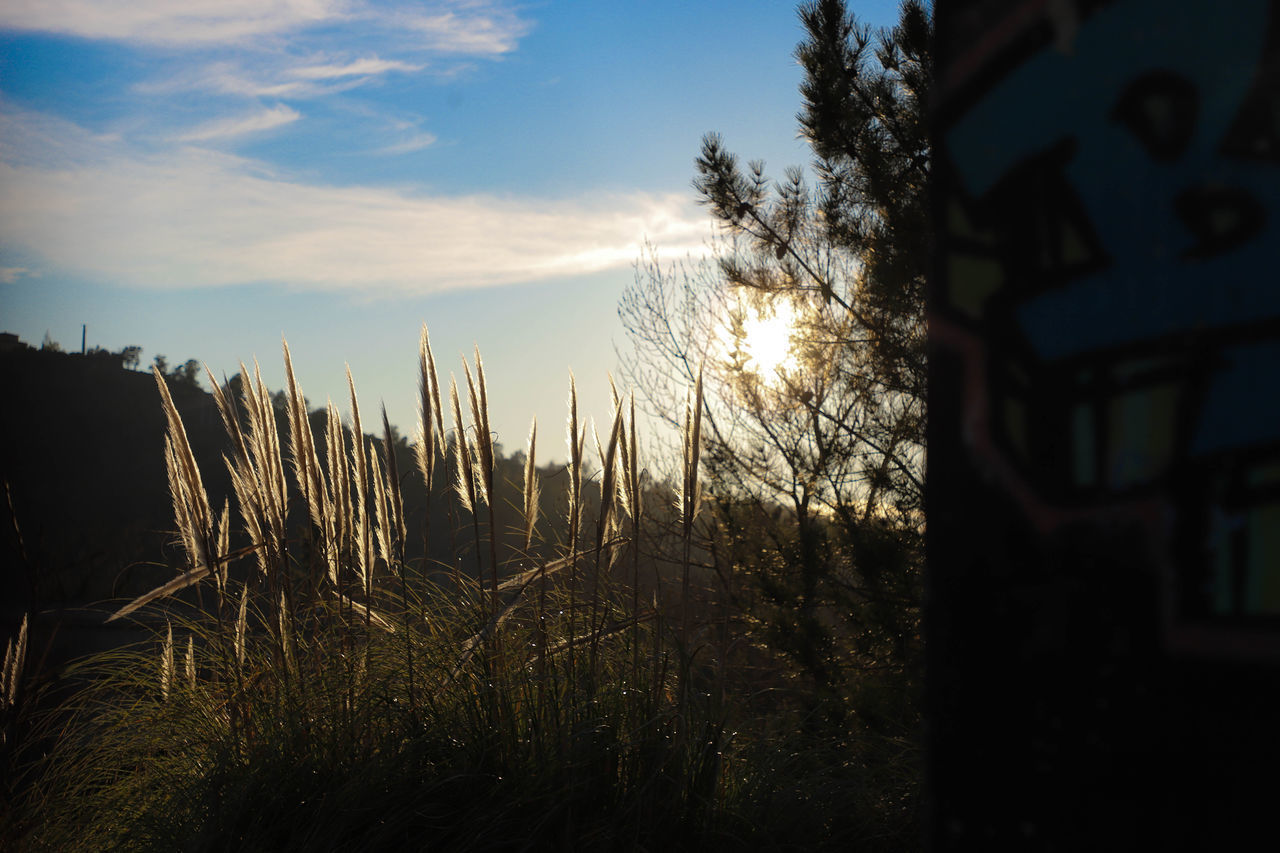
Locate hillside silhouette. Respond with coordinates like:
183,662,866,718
1,344,231,602
0,340,625,671
0,343,235,664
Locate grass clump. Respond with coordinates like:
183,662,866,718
9,329,795,852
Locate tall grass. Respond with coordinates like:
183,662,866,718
3,328,915,851
9,330,802,852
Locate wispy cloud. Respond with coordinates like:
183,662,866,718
291,57,425,80
0,0,343,45
172,105,302,142
0,266,31,284
134,63,318,100
0,1,531,53
376,131,438,154
0,106,710,296
6,2,533,170
394,8,531,54
136,57,424,101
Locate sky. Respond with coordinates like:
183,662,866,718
0,0,903,464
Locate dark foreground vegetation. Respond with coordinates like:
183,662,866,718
1,2,927,849
1,332,917,851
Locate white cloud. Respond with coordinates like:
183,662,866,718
0,106,710,296
376,131,438,154
0,1,532,53
395,9,531,54
0,0,342,45
172,105,302,142
135,64,303,99
291,57,424,80
9,3,533,164
0,266,30,283
116,5,524,105
135,57,421,101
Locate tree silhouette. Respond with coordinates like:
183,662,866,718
620,0,929,837
171,359,202,390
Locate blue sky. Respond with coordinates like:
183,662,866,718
0,0,901,462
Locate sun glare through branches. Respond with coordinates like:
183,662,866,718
725,297,799,385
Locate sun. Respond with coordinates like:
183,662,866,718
736,299,799,381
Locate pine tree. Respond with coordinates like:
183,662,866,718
620,5,929,833
696,0,930,416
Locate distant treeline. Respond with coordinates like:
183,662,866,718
0,344,686,665
5,331,202,390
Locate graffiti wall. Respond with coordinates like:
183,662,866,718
930,0,1280,845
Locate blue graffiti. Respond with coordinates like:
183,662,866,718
946,0,1278,460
